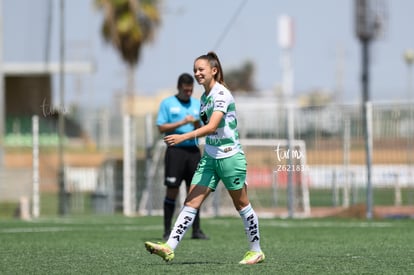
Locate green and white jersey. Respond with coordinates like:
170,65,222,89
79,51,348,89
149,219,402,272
200,82,243,159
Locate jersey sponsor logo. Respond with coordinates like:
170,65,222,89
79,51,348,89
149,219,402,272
224,147,232,153
215,100,225,109
208,135,221,145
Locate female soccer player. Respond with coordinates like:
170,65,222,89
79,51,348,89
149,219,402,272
145,51,265,265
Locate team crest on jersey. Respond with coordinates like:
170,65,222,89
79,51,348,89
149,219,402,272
219,91,224,95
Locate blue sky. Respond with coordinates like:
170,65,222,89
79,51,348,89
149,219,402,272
3,0,414,107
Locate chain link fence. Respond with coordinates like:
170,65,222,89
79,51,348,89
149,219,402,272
1,99,413,217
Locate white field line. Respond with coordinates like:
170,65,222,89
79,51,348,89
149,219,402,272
0,225,161,234
207,219,394,228
0,227,74,233
261,221,394,228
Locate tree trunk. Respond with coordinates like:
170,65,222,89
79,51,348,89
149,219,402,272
127,64,135,96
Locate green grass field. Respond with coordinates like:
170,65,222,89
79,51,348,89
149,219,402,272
1,215,413,274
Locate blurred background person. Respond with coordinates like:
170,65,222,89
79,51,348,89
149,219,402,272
156,73,209,240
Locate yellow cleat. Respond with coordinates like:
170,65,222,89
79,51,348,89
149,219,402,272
144,241,175,262
239,251,265,265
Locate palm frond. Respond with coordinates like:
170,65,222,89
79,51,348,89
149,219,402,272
95,0,161,66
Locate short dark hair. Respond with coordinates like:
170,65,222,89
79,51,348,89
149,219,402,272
177,73,194,88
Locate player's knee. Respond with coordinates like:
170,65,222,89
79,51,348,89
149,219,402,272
233,199,250,211
184,199,201,209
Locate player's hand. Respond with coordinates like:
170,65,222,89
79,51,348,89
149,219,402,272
164,134,184,146
184,115,196,124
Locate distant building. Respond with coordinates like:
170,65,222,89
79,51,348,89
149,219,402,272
0,61,94,148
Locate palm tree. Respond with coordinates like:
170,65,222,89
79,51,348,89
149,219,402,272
95,0,160,216
95,0,161,96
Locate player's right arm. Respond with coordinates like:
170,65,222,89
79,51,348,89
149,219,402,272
157,99,197,134
158,115,195,134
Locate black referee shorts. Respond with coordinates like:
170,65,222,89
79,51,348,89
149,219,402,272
164,146,201,188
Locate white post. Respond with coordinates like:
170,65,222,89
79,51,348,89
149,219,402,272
343,117,350,207
271,170,278,208
403,50,414,189
144,113,153,214
300,143,311,216
130,115,136,213
0,0,4,168
286,100,295,217
366,101,374,219
100,108,110,152
20,196,30,220
394,173,402,206
32,115,40,218
123,115,131,216
332,169,338,206
279,14,295,217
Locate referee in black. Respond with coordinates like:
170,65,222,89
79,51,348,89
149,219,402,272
156,73,208,240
